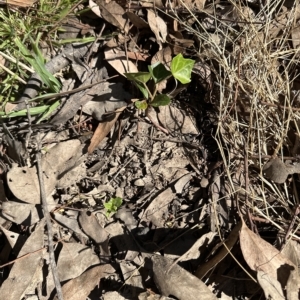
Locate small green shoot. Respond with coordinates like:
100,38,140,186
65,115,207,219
104,197,123,217
124,54,195,110
14,34,61,93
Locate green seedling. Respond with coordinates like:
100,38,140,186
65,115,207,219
124,53,195,110
104,197,123,217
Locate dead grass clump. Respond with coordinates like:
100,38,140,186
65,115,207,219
179,0,300,236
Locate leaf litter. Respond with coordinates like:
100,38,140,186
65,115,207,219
1,0,300,299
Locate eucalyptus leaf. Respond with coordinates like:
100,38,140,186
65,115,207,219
170,54,195,84
148,62,171,83
151,94,170,107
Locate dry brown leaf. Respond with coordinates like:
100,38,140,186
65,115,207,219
151,46,172,66
102,291,126,300
88,106,126,153
143,187,174,227
240,220,299,289
286,269,300,300
1,201,40,225
82,82,129,121
79,210,109,245
126,11,149,28
292,26,300,49
168,33,194,54
0,225,26,255
7,140,82,204
53,213,89,241
174,172,194,193
192,62,212,89
0,219,45,299
147,9,168,49
263,157,300,183
263,158,290,184
7,164,43,204
195,222,242,279
257,270,285,299
172,232,216,265
54,264,115,300
139,0,164,8
89,0,101,17
282,240,300,272
57,242,100,282
120,261,144,297
157,105,199,135
95,0,129,33
152,255,217,300
105,48,139,75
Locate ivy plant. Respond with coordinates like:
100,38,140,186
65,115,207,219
124,54,195,110
104,197,123,217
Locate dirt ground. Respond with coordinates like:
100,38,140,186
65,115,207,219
1,0,300,299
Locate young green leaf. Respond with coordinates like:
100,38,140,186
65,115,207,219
135,100,148,110
151,94,171,107
135,81,148,99
148,62,171,83
170,54,195,84
124,72,151,84
104,197,123,217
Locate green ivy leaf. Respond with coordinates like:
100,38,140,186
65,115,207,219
124,72,151,83
148,62,171,83
151,94,171,107
104,197,123,217
170,54,195,84
135,81,148,99
135,100,148,110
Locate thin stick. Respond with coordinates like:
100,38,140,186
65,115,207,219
36,134,64,300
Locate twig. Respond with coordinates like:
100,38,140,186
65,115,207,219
36,134,64,300
24,99,32,149
85,23,106,64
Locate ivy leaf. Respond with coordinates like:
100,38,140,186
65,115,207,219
170,54,195,84
135,100,148,110
124,72,151,83
135,81,148,99
148,62,171,83
151,94,171,107
104,197,123,217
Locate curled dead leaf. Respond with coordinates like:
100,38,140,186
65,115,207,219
88,106,127,154
94,0,130,33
